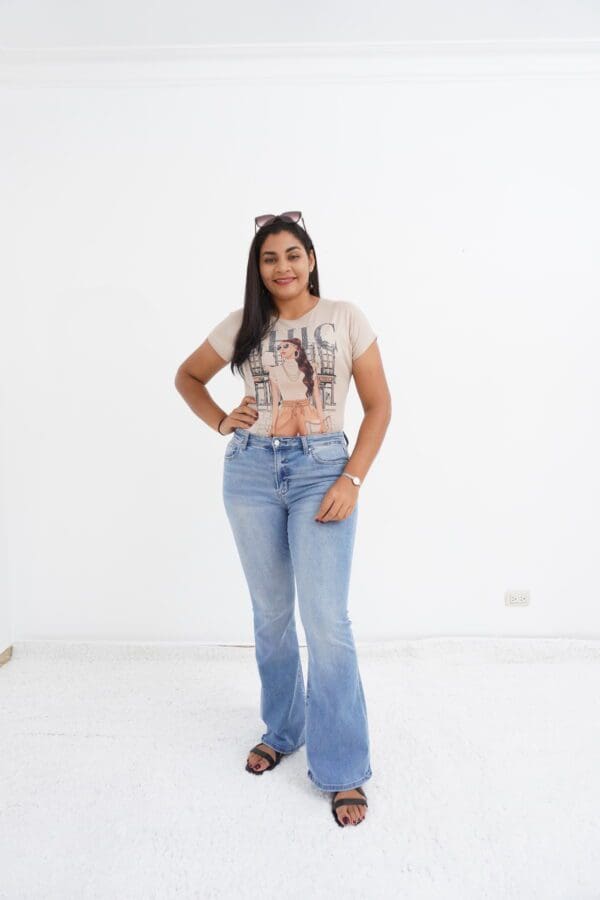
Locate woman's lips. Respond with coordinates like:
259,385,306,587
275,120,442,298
275,277,295,284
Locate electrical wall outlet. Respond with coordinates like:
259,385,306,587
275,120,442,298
505,590,530,607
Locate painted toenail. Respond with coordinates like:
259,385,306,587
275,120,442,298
343,816,349,824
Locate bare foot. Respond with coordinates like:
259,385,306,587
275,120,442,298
332,788,368,826
246,742,278,773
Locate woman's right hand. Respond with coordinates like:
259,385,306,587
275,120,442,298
220,396,258,434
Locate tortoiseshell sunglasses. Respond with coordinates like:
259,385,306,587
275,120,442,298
254,211,306,233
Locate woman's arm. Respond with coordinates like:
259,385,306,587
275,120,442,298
314,340,391,522
174,339,257,433
347,340,392,482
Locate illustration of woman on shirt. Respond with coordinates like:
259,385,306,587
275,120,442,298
267,337,328,436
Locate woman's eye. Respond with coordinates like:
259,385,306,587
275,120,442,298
265,254,300,263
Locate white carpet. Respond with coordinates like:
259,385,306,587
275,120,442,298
1,638,599,900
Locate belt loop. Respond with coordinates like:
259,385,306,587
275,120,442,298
300,434,309,455
343,430,349,447
239,429,250,449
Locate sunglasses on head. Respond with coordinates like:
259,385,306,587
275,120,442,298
254,211,306,233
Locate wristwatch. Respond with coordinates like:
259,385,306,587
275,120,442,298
341,472,362,487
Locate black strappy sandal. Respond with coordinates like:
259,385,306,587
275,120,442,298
331,786,368,827
245,743,283,775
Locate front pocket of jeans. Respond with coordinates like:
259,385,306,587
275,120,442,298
224,437,241,459
308,441,349,464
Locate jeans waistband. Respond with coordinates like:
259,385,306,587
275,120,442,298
233,428,349,451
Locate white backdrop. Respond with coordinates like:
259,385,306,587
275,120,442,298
2,28,599,647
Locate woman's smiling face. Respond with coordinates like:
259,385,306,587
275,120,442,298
259,230,314,297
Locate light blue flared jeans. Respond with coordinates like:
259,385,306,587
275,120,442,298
222,427,372,792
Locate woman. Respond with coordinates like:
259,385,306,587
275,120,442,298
175,211,392,827
269,337,326,436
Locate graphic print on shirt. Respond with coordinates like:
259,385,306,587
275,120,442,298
247,321,337,437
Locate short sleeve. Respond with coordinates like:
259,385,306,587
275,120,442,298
347,301,377,361
206,308,243,362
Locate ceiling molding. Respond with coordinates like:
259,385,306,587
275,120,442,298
2,39,600,88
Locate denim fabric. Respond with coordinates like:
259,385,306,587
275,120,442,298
222,427,372,792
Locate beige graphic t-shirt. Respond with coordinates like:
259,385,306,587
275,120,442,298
206,297,377,437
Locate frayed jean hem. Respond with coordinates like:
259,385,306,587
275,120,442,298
261,739,306,755
307,767,372,792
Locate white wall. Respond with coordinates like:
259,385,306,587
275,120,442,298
1,0,599,46
2,30,600,644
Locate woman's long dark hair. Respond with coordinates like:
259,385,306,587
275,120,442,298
228,217,321,377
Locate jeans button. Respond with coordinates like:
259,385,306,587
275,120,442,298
274,439,280,446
